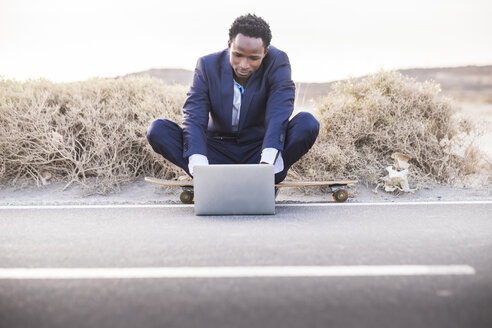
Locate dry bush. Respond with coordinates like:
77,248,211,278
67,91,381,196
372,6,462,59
1,71,488,194
293,71,489,188
0,77,187,193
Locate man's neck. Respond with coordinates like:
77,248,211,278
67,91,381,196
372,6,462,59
233,74,248,87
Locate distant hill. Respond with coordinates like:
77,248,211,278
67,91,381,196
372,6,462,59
124,68,193,85
295,65,492,107
126,65,492,107
398,66,492,102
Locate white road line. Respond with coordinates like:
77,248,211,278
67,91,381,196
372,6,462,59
279,200,492,207
0,265,475,280
0,204,194,210
0,201,491,210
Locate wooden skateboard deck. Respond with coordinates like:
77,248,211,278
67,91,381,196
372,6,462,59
145,177,357,204
145,177,193,187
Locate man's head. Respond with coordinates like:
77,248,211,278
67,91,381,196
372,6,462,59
228,14,272,84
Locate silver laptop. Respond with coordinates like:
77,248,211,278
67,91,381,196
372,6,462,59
193,164,275,215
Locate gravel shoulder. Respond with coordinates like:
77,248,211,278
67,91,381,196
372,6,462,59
1,179,491,206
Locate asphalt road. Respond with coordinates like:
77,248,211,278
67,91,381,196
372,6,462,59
1,202,491,328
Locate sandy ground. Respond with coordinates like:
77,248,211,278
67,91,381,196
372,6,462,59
1,102,490,206
1,178,491,206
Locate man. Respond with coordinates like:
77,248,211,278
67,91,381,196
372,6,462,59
147,13,319,184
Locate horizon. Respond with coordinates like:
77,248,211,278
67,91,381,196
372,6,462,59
127,63,492,84
2,63,492,85
1,0,492,83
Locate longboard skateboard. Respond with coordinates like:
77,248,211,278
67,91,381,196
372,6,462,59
145,177,357,204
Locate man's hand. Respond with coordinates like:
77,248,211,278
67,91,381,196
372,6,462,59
260,148,279,165
260,148,284,174
188,154,209,176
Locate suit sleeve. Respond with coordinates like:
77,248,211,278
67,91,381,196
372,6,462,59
182,57,210,158
263,51,295,151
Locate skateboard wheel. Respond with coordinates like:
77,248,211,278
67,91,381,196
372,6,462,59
180,190,194,204
333,189,348,203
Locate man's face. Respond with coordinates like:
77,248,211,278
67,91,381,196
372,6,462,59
228,33,268,83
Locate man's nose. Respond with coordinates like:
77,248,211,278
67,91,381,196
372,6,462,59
239,58,249,69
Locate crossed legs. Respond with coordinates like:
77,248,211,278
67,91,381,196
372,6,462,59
146,112,319,183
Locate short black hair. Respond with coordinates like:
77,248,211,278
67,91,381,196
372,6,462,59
228,14,272,49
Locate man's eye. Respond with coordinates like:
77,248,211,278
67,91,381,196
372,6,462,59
235,53,242,57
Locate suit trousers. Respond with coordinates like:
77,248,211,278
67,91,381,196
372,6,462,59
146,112,319,184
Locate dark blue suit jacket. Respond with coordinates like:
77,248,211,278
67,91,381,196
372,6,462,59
182,46,295,159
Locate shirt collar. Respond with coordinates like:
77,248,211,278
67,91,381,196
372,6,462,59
233,79,245,95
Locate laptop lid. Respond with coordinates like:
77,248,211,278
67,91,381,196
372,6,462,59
193,164,275,215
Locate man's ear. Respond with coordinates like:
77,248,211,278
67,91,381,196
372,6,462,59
228,40,231,50
264,46,269,56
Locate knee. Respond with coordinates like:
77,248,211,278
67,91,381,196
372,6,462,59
146,119,172,145
292,112,320,139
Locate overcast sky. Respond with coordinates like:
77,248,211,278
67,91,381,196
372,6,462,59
1,0,491,82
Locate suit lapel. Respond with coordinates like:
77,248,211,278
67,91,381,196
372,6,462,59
238,69,259,131
221,52,234,132
238,80,255,131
